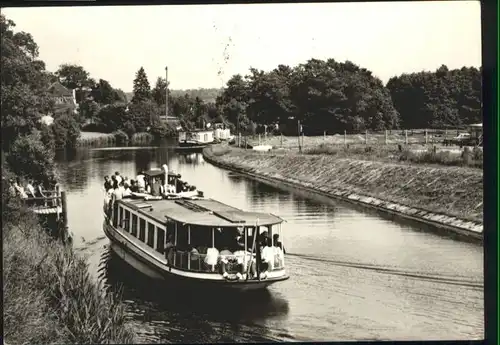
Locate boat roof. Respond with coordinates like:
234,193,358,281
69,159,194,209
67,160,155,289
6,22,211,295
141,169,181,178
118,198,284,227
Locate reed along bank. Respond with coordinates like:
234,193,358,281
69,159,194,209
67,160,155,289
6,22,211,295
203,145,483,240
2,195,135,344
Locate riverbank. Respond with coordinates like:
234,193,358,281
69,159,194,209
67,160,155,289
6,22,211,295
3,198,135,344
77,131,153,148
203,145,483,241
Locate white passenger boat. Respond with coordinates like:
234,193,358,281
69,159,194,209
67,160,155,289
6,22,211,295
102,196,289,291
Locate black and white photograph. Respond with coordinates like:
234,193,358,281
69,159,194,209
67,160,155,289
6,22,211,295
2,1,487,344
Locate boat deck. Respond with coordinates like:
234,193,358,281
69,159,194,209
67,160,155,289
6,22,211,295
120,198,283,227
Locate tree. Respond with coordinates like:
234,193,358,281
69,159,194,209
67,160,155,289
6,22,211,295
152,77,168,108
55,64,92,89
51,113,81,150
1,14,54,151
131,67,151,104
91,79,115,104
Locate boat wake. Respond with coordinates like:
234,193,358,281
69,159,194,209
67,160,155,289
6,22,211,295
287,253,483,289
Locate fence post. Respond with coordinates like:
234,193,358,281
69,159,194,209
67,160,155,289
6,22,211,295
385,130,388,145
258,134,261,146
425,129,428,144
60,191,68,242
238,132,241,148
344,130,347,146
365,130,368,145
281,133,283,148
405,130,408,145
324,130,326,141
55,184,61,219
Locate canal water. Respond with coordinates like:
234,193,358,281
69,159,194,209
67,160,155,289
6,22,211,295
55,143,484,342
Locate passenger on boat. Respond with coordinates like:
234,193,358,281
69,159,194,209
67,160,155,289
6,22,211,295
114,171,123,184
164,234,176,269
219,246,234,278
188,245,201,270
136,173,146,193
204,246,219,271
123,183,132,197
104,176,113,191
129,180,139,193
233,236,256,280
259,238,275,279
273,234,286,254
149,177,163,196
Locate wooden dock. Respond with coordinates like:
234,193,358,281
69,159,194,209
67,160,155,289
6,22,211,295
22,185,70,243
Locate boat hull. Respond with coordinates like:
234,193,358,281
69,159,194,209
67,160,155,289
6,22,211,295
103,220,289,291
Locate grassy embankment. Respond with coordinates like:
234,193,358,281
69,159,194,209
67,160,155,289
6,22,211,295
77,131,153,148
3,197,135,344
243,133,482,169
205,144,483,224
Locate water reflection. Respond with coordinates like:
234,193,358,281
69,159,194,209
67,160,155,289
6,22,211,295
100,248,292,343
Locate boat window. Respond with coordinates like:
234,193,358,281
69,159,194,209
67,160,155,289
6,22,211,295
166,219,175,239
118,207,123,228
147,223,155,248
139,219,146,242
124,210,131,232
189,224,212,248
156,227,165,253
176,223,189,251
131,214,138,236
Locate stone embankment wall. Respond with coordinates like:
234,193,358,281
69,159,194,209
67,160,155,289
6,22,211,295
203,146,483,241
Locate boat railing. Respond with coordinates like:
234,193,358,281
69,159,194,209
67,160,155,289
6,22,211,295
171,250,284,273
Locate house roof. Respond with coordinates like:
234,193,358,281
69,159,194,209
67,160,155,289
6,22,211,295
48,81,73,97
120,198,284,227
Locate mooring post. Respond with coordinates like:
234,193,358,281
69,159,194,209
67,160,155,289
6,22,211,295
425,129,428,144
344,130,347,146
55,184,61,219
385,130,388,145
301,132,304,148
258,134,261,146
365,130,368,145
238,132,241,148
280,133,283,148
405,130,408,145
61,191,68,242
324,130,326,141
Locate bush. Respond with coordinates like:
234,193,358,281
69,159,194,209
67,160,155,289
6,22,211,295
113,130,129,146
52,113,81,150
6,131,58,185
149,122,175,140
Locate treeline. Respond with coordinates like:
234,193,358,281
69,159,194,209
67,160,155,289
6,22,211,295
214,59,482,135
386,65,481,129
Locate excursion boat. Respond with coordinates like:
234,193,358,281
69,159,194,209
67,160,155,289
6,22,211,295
102,196,289,291
176,129,215,152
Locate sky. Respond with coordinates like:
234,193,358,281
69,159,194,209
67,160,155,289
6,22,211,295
3,1,481,92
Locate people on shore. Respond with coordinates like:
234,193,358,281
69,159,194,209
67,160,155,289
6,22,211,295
14,178,28,199
26,179,36,198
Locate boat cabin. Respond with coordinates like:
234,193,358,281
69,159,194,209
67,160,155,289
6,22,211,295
111,198,286,280
178,130,214,144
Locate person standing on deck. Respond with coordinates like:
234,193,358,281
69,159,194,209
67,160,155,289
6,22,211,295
164,234,176,269
136,173,146,193
259,238,274,279
114,171,123,185
104,176,113,191
111,181,125,226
